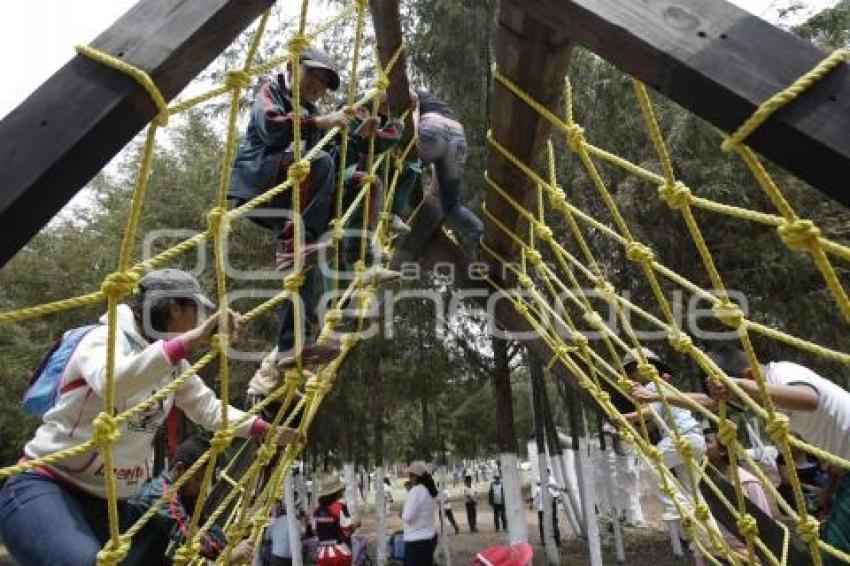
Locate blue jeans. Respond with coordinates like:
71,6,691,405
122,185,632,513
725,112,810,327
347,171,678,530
0,472,129,565
418,117,483,248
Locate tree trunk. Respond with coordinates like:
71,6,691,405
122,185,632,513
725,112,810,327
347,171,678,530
530,355,560,564
492,335,527,543
372,330,388,565
542,374,582,536
577,408,603,566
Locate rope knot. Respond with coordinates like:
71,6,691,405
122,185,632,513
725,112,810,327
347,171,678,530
618,377,636,395
695,503,711,522
647,446,662,462
359,174,377,186
797,516,820,544
354,260,367,277
595,281,617,302
736,514,758,539
209,333,227,353
284,368,303,388
582,311,606,330
549,188,569,212
284,272,305,293
101,271,139,300
657,181,693,210
287,34,310,56
718,420,738,447
526,249,543,266
211,428,235,452
712,300,744,328
517,274,533,289
96,535,131,566
207,206,227,236
572,333,589,348
226,525,249,543
533,223,553,241
565,124,585,151
172,541,201,565
667,331,693,353
597,390,611,404
92,412,120,446
225,70,250,90
619,430,634,445
376,73,390,92
325,309,342,326
287,159,311,185
625,242,655,264
675,436,693,459
766,414,791,443
778,219,821,252
379,212,391,224
637,361,658,382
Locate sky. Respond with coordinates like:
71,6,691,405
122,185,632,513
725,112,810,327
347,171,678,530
0,0,841,119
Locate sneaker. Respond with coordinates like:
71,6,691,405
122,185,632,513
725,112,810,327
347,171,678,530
275,240,331,271
276,341,340,367
389,215,411,235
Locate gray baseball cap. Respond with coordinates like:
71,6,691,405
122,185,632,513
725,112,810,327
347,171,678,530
301,46,340,91
138,269,215,310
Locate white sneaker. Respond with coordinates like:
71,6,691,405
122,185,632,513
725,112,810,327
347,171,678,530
248,347,280,397
389,215,411,235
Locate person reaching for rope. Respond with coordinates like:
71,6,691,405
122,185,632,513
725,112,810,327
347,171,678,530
228,45,349,367
409,88,483,250
621,347,706,556
706,345,850,564
0,269,303,566
124,435,255,565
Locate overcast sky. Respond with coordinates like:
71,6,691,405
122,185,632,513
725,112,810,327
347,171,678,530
0,0,840,119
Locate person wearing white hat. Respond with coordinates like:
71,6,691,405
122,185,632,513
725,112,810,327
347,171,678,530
313,477,356,566
402,461,439,566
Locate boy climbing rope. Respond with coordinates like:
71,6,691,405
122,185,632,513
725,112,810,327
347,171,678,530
228,45,349,366
124,436,255,564
410,88,483,250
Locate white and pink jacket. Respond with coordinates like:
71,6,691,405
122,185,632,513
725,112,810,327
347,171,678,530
24,304,262,499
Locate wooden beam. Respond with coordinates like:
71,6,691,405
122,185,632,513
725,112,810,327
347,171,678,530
509,0,850,206
369,0,415,148
0,0,274,268
483,0,574,271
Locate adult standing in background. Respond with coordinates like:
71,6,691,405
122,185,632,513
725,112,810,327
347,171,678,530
402,461,438,566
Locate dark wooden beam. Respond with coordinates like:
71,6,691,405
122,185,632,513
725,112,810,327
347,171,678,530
369,0,414,148
0,0,274,268
483,0,574,270
510,0,850,206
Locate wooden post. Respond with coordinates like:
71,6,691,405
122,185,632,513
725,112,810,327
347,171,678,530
483,0,574,266
0,0,274,267
505,0,850,206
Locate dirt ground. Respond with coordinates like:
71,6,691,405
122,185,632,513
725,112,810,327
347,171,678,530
358,481,695,566
0,483,691,565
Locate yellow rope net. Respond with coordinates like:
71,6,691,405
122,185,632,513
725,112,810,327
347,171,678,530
1,0,849,564
0,1,414,564
481,46,850,565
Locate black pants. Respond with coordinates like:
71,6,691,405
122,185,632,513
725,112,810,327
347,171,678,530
538,503,561,547
493,504,507,532
465,501,477,532
441,509,459,534
404,535,437,566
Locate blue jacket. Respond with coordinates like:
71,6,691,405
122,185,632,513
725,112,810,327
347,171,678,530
228,75,324,203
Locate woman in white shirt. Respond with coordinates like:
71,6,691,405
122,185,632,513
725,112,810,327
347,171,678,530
401,461,438,566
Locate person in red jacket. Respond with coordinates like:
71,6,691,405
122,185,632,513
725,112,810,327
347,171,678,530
313,478,357,566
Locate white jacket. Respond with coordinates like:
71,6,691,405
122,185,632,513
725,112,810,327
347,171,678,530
24,304,257,498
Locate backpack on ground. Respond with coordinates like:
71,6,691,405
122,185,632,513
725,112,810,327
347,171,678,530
23,324,100,417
